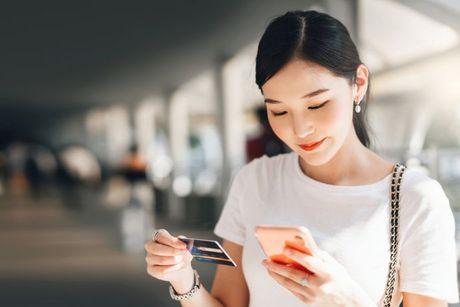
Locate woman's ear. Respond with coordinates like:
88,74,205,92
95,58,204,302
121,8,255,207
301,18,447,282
354,64,369,102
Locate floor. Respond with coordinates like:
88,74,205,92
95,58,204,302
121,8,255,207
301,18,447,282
0,186,458,307
0,187,218,307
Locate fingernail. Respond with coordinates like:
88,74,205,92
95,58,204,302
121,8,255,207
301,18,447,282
176,241,186,249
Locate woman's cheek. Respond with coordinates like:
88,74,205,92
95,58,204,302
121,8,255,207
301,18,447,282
268,116,291,143
320,103,346,135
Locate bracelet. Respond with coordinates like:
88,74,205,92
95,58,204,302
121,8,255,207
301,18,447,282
169,270,201,301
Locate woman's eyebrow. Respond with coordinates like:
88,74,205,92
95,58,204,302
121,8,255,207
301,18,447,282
264,88,330,104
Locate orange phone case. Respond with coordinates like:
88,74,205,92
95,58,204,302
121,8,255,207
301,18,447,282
255,225,315,274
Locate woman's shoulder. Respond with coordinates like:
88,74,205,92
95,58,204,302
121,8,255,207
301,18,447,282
237,152,294,179
402,168,445,197
400,167,451,214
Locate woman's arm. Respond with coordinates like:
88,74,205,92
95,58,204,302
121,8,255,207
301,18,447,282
169,268,225,307
170,239,249,307
402,292,447,307
211,240,249,307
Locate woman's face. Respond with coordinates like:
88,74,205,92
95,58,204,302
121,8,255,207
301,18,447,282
261,59,358,166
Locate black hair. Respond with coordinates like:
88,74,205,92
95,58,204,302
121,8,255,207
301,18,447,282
255,10,371,148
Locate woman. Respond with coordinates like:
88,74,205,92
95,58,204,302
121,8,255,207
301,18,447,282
144,10,459,306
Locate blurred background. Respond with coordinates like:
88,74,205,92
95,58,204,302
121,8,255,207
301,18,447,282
1,0,460,306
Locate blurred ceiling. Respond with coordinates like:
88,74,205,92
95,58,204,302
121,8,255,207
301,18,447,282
0,0,313,109
2,0,460,144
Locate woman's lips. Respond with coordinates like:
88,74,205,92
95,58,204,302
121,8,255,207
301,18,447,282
298,137,327,151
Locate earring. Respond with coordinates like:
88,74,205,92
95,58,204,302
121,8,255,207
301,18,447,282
354,99,361,113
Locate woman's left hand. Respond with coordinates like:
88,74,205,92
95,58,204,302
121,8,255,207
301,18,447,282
262,247,376,307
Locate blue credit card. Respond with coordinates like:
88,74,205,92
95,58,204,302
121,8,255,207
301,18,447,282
178,237,237,267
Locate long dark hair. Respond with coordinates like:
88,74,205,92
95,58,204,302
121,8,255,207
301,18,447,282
255,10,371,148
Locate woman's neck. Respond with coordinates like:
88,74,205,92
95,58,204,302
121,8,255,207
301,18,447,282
298,128,393,186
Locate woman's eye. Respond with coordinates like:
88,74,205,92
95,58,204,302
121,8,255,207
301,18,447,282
272,111,287,117
309,100,329,110
270,101,329,117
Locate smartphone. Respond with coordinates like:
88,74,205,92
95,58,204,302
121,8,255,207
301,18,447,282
254,225,316,273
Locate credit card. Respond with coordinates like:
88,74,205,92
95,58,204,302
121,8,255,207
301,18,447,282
178,237,237,267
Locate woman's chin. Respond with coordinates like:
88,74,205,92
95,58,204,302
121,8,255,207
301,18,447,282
300,155,330,166
295,140,329,164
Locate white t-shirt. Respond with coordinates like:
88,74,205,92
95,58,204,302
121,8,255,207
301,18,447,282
213,152,459,307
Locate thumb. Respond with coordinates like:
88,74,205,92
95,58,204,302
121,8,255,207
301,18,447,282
319,250,345,270
297,226,320,256
174,234,189,250
156,229,187,249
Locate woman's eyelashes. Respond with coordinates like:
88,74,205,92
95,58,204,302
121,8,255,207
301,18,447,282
271,100,329,117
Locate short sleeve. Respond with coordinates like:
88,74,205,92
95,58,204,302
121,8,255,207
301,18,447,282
213,168,247,246
399,179,459,303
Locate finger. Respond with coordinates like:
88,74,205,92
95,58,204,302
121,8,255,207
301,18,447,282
320,250,340,266
147,262,185,276
263,260,319,288
266,269,316,298
282,247,328,278
176,235,193,251
318,250,348,276
145,254,186,266
153,229,187,250
297,227,320,256
144,240,187,256
289,289,314,305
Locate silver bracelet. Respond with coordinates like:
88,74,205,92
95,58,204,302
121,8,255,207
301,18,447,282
169,270,201,301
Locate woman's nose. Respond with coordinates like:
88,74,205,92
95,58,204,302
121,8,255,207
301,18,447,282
296,128,315,139
293,116,315,139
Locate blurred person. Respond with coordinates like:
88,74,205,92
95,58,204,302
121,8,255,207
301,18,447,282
143,130,173,217
119,143,155,253
119,143,152,210
59,145,101,183
57,145,101,210
120,181,155,253
24,145,58,199
24,148,41,198
144,10,458,307
188,134,206,183
120,144,147,183
104,175,132,209
5,143,29,195
188,130,220,195
0,151,5,196
246,105,289,162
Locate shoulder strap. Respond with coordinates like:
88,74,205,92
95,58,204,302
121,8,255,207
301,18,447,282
382,162,406,307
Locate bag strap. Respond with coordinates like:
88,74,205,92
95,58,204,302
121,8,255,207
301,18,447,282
382,162,406,307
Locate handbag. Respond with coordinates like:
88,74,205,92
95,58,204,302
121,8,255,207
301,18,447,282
382,162,407,307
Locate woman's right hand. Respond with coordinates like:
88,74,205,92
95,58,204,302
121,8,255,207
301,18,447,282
144,229,194,284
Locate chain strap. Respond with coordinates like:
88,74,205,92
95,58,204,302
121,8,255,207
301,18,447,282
382,162,406,307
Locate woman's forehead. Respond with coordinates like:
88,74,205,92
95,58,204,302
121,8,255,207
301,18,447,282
262,60,340,99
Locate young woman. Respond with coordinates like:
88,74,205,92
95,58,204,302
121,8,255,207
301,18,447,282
144,10,459,307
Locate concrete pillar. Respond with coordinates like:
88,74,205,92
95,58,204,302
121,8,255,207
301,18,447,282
165,90,190,222
213,54,252,216
135,98,158,159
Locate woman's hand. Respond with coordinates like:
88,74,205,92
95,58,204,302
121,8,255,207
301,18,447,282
262,245,376,306
144,229,194,285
